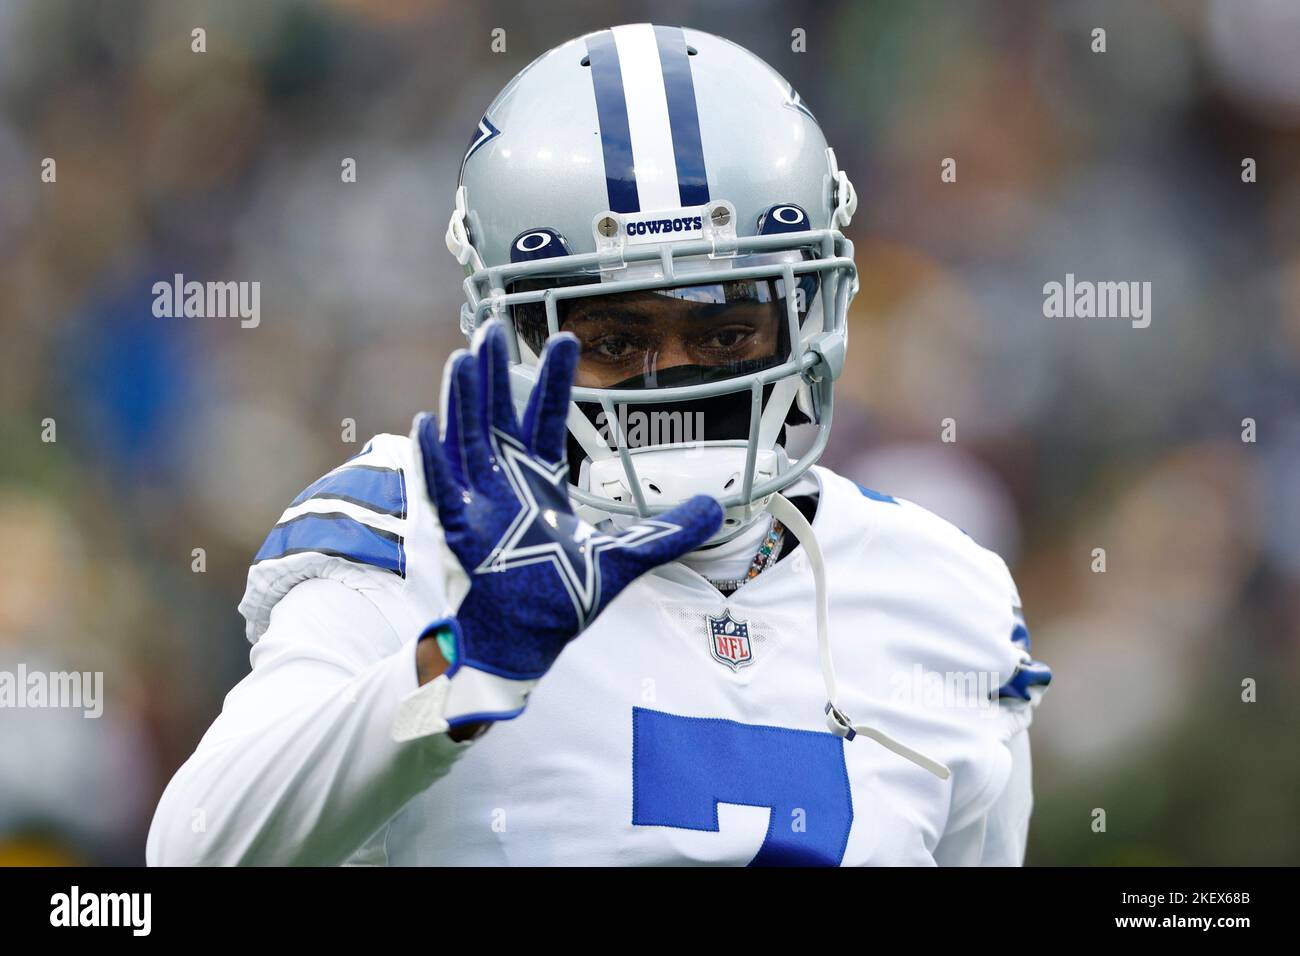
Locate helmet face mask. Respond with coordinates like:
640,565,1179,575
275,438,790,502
447,23,858,538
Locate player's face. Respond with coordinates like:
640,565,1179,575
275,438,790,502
560,284,786,388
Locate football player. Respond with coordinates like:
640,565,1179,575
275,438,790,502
148,23,1050,866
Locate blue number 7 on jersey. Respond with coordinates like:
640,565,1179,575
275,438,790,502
632,707,854,866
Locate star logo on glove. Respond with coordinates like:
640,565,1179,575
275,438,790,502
476,428,683,629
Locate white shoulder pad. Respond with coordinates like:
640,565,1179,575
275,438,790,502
821,466,1052,722
238,434,437,645
877,487,1052,726
816,467,1052,830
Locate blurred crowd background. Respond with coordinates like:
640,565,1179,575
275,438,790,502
1,0,1297,865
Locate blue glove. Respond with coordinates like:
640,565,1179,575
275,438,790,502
411,319,723,727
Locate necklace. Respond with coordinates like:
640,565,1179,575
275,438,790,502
710,518,786,595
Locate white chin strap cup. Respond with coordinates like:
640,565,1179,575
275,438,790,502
766,493,951,781
584,444,785,538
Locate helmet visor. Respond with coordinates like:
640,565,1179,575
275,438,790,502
513,275,815,389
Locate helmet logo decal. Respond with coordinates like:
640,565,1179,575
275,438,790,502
509,228,572,263
585,25,711,215
757,203,809,236
622,209,704,243
517,232,552,252
460,115,500,185
784,84,817,123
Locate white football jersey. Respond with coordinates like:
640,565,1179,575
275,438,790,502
147,434,1049,867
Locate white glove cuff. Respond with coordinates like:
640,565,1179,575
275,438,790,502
392,665,537,743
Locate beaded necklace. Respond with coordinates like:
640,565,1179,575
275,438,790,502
710,518,786,596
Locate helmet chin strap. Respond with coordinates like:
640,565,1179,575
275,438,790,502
766,493,951,780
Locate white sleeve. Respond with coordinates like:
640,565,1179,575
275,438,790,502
933,728,1034,866
146,577,470,866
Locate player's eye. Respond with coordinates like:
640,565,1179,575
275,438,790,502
693,324,758,358
586,332,648,363
707,328,749,348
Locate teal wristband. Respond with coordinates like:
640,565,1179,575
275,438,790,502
435,628,457,666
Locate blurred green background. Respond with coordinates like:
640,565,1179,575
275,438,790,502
0,0,1297,865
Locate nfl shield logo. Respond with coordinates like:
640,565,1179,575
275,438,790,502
708,610,753,671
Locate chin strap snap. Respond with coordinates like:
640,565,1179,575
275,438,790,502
766,493,951,780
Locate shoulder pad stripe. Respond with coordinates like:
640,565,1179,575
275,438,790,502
998,660,1052,700
290,465,407,518
345,439,375,461
855,483,898,504
254,512,406,577
1011,606,1031,650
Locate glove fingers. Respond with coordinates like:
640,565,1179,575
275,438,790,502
612,494,724,575
414,412,466,533
522,332,579,465
474,319,520,442
444,350,494,489
438,350,468,487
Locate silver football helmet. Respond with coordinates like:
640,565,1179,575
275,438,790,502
446,23,858,540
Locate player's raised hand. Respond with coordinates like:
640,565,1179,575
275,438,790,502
410,319,722,728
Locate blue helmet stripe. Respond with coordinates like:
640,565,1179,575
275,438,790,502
254,513,406,576
585,30,640,213
654,25,710,207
